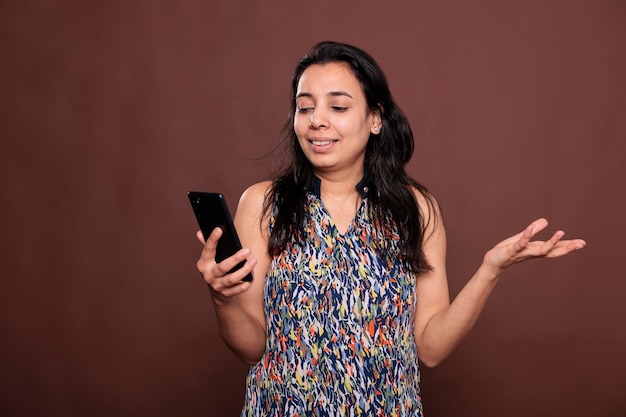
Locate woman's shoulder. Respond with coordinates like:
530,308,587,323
409,184,436,205
409,185,442,222
408,185,445,241
237,180,273,214
242,180,273,198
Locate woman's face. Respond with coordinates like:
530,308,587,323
294,62,381,176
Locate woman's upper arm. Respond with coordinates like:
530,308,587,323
232,181,273,330
413,191,450,345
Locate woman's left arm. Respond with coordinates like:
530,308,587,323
413,195,586,367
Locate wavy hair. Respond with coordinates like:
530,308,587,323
263,41,435,274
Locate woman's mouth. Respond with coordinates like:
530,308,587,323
308,139,338,152
311,140,336,146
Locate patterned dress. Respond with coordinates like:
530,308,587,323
242,183,422,417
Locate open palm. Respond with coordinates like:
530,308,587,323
483,218,586,274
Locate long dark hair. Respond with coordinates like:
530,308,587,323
263,40,435,274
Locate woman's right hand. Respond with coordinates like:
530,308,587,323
196,227,257,302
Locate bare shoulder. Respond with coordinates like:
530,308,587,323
238,180,272,208
235,181,273,227
409,186,446,245
409,187,441,221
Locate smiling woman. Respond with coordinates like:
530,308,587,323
193,41,586,417
294,62,381,182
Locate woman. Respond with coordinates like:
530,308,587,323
196,41,585,416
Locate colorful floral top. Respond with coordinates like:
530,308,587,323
242,183,422,417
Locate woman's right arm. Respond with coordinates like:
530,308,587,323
195,181,272,364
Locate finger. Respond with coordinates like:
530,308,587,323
544,239,586,258
518,224,535,246
502,218,549,249
199,253,253,288
202,227,223,253
510,223,537,252
527,218,549,236
534,230,565,256
547,230,566,246
211,276,254,298
220,257,257,287
513,218,551,250
493,227,531,250
208,258,257,294
213,247,252,276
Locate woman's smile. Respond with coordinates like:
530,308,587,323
308,137,338,151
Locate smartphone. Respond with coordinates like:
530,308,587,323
188,191,253,282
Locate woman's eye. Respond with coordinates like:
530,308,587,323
332,106,348,112
297,107,313,114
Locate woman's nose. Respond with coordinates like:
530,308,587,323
309,109,328,129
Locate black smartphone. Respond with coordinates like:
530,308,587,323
188,191,253,282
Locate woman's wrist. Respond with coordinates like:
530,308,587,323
477,259,503,283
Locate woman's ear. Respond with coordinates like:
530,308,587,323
370,107,383,135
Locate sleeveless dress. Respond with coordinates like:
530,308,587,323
242,188,422,417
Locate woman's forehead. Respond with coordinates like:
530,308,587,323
296,62,363,97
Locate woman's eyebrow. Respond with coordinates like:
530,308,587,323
328,90,353,98
295,91,354,99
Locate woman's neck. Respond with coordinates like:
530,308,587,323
315,167,364,199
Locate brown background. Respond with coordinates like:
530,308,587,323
1,1,625,416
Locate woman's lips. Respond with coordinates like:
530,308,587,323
308,138,338,151
311,140,335,146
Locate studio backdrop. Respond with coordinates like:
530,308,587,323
1,1,624,416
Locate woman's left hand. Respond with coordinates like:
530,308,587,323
483,218,586,275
